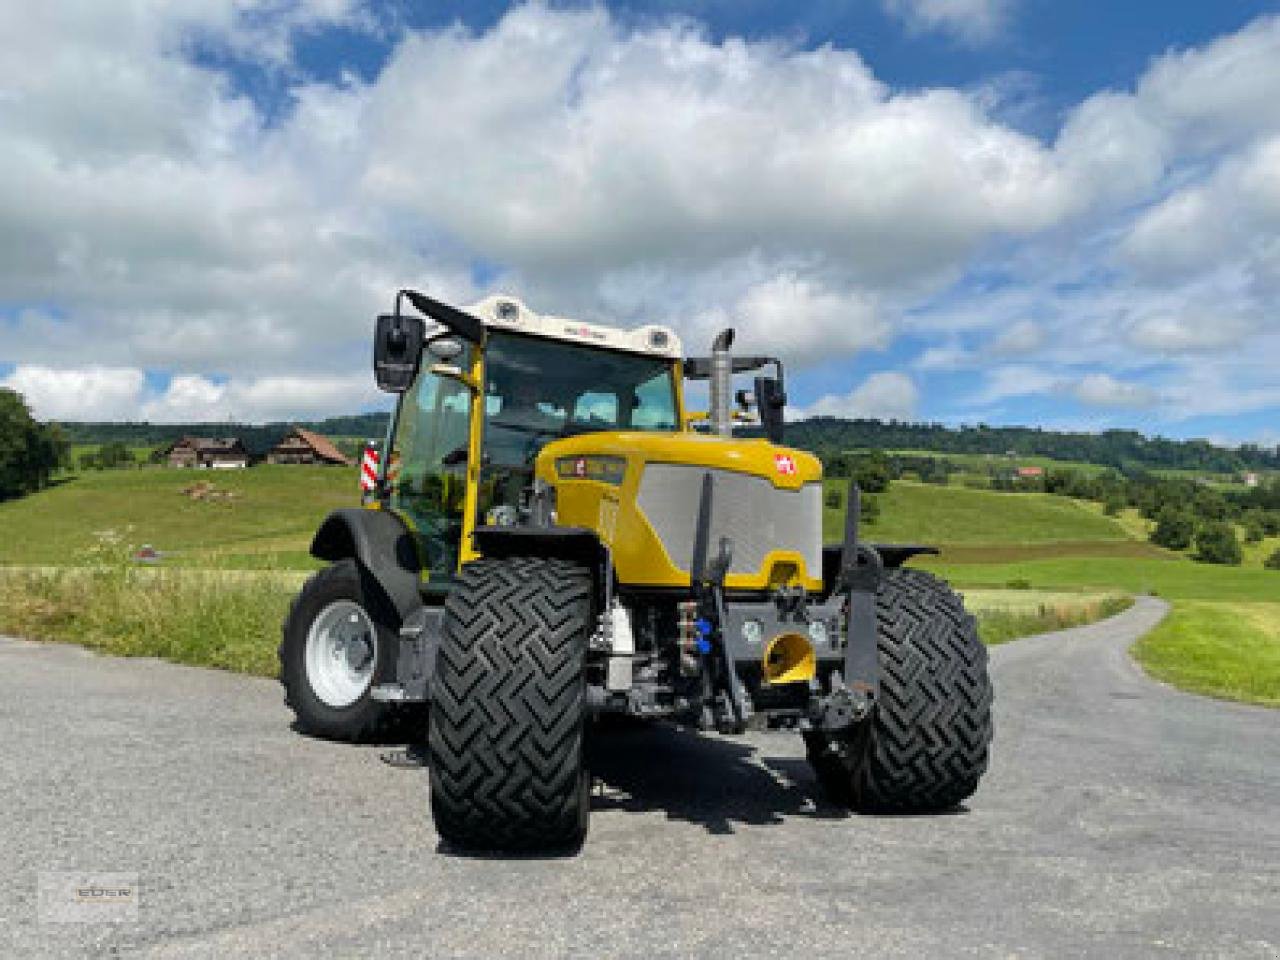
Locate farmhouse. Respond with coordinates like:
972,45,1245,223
1015,466,1044,479
266,427,352,466
164,436,249,470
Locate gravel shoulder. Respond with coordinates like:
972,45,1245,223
3,596,1279,959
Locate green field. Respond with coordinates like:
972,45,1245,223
823,479,1130,545
0,465,356,569
1132,602,1280,707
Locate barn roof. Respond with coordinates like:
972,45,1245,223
283,427,352,465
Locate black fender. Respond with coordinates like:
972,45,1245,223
820,543,938,602
310,508,423,622
822,542,937,578
471,525,609,602
472,525,607,566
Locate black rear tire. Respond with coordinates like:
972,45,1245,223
428,557,593,852
278,559,398,742
807,567,993,813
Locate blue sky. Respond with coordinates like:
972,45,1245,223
1,1,1278,447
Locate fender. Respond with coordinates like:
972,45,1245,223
310,508,423,621
471,525,609,601
472,525,607,567
823,542,939,574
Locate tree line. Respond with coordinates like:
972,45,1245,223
785,417,1280,474
55,413,391,456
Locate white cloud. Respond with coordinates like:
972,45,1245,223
1071,373,1155,409
881,0,1015,45
969,364,1060,406
912,340,974,370
792,372,919,421
2,366,146,422
684,273,889,368
989,319,1044,355
1126,314,1258,354
2,365,386,424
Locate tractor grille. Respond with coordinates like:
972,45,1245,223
636,463,822,580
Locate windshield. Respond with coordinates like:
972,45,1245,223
482,331,678,469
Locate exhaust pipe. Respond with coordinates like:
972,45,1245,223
709,328,735,438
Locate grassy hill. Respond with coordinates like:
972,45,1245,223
824,479,1132,546
0,465,356,569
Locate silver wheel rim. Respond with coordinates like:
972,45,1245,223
304,600,377,708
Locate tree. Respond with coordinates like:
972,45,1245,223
861,493,881,525
1244,516,1266,544
1264,548,1280,571
1195,521,1242,565
824,487,843,510
96,441,135,469
849,450,892,493
1150,508,1195,551
1103,493,1126,517
0,389,67,499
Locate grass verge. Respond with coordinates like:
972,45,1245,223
0,566,303,677
1131,601,1280,708
964,591,1133,646
1,568,1133,678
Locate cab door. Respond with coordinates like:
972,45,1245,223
385,357,476,587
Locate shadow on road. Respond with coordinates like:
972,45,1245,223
588,721,849,834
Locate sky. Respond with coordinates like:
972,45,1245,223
2,0,1278,446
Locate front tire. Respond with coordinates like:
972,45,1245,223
428,557,593,852
807,567,993,813
279,559,398,741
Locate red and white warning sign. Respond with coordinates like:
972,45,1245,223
774,453,797,476
360,444,380,494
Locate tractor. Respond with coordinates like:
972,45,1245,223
279,289,993,851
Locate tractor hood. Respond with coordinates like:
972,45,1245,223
534,432,824,592
535,431,822,490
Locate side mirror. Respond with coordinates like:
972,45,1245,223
754,376,786,445
374,313,426,393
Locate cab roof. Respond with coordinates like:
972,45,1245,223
464,295,682,360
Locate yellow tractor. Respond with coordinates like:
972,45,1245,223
279,289,992,851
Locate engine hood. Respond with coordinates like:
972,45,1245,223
535,431,822,491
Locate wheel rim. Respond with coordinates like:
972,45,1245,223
304,600,377,708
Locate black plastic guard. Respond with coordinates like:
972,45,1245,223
471,525,606,566
310,508,423,621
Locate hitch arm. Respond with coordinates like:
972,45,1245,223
691,472,751,732
819,479,884,731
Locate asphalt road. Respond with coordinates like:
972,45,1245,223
4,595,1279,959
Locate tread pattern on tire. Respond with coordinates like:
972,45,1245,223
808,567,993,813
278,559,397,742
428,556,592,851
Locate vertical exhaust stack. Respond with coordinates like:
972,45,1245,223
709,328,735,438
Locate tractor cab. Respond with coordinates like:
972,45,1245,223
377,293,685,589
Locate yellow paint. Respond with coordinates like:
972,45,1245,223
762,633,816,685
457,347,486,567
534,431,823,591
